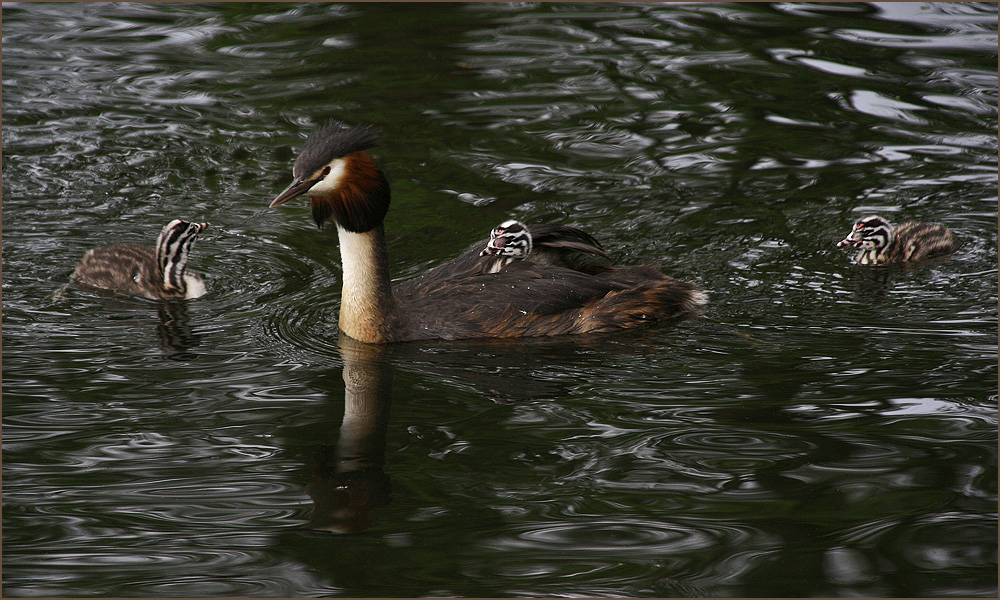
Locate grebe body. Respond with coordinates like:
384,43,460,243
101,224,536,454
72,219,209,300
270,122,707,343
837,215,956,265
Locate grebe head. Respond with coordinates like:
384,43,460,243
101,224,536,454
837,215,893,251
155,219,209,293
480,220,533,259
270,122,390,233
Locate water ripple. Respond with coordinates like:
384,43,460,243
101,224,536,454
484,517,767,556
3,3,995,598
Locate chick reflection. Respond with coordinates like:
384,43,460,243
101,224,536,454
49,285,205,361
307,335,393,534
843,253,955,300
156,302,202,360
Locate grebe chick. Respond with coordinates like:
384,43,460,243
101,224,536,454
837,215,957,265
269,121,707,343
477,219,610,274
72,219,209,300
481,220,533,260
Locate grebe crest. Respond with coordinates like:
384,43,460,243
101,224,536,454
270,122,389,233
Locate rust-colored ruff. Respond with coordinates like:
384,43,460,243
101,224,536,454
311,151,390,233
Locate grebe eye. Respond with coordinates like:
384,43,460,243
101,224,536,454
322,166,331,176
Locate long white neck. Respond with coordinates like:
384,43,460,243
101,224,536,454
336,224,397,343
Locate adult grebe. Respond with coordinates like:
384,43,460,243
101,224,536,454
270,122,707,342
72,219,209,300
837,215,957,265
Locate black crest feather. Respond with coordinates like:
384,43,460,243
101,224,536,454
293,122,383,179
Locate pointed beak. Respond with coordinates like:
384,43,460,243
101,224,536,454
837,236,859,248
270,177,319,208
197,223,210,233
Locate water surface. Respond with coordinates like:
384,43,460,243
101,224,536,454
3,2,997,597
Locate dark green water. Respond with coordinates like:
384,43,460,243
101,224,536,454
3,2,997,597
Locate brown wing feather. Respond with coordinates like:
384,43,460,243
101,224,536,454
888,222,957,262
386,222,705,340
397,240,503,294
393,261,704,341
399,223,611,294
72,244,165,299
530,224,610,260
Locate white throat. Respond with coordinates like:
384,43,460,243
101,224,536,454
183,274,207,299
337,225,379,300
335,224,395,342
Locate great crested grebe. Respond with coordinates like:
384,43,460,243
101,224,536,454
269,122,707,343
72,219,209,300
837,215,957,265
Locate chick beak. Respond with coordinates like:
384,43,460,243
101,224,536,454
270,177,320,208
